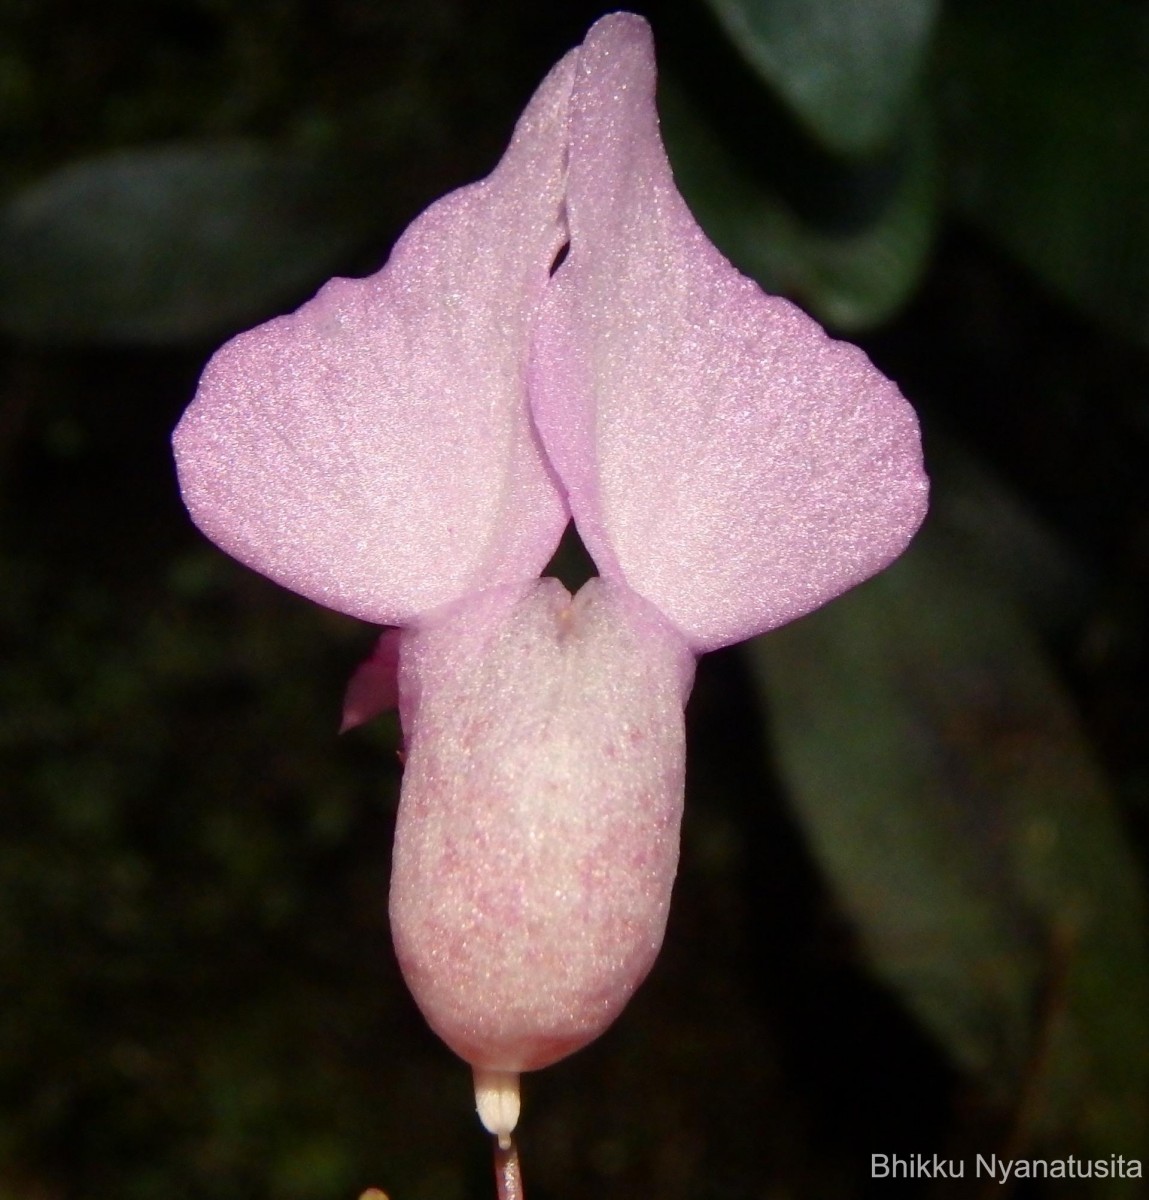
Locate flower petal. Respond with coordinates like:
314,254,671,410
340,628,402,733
390,578,695,1072
532,14,928,652
173,54,577,625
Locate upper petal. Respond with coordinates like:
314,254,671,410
172,53,576,626
531,14,928,652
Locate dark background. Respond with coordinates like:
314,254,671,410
2,1,1148,1196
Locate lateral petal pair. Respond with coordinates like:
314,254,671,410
172,11,927,1104
173,14,926,649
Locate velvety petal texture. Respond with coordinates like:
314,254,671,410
390,579,695,1071
532,15,928,651
172,54,576,625
171,9,929,1100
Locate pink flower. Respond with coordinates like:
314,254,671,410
173,12,927,1144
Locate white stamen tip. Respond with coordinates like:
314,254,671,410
474,1068,521,1149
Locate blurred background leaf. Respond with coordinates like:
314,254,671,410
936,0,1149,346
747,524,1149,1181
921,433,1089,632
700,0,941,154
663,80,938,329
0,143,377,344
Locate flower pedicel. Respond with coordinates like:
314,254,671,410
173,9,928,1178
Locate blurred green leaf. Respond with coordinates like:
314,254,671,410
662,81,937,330
925,433,1089,632
938,0,1149,344
701,0,940,155
747,526,1149,1169
0,141,376,345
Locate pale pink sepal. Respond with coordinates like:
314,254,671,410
340,628,402,733
172,54,577,626
532,14,929,652
389,578,695,1071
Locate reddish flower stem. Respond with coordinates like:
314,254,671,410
494,1137,524,1200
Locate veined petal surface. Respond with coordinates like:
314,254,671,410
173,55,576,625
532,14,928,652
